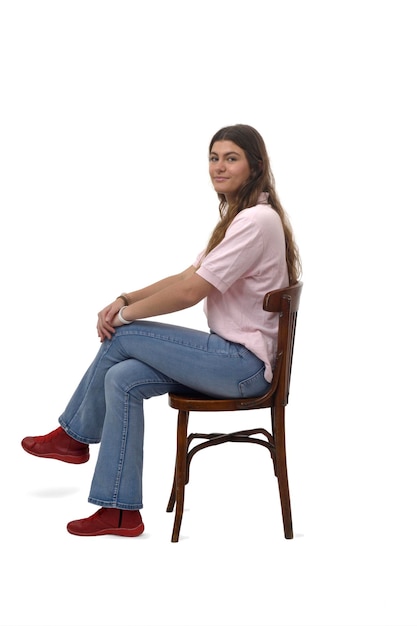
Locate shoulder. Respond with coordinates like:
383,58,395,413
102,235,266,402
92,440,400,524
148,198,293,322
233,204,281,231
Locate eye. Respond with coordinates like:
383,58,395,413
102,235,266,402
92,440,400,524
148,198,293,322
209,156,218,162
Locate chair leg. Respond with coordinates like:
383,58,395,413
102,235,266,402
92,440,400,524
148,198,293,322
273,406,293,539
166,473,176,513
171,409,189,542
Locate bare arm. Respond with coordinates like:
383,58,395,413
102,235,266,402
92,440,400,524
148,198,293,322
117,272,213,322
120,265,198,304
97,265,213,341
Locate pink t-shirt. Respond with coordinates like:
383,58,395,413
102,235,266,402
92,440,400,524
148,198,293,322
195,195,289,382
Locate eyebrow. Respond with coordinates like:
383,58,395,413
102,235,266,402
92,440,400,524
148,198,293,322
210,151,241,157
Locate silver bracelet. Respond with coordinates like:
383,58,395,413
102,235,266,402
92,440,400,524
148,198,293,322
118,306,133,325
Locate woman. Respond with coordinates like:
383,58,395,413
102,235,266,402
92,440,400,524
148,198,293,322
22,124,301,537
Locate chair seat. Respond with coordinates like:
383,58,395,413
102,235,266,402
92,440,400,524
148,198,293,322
168,391,274,412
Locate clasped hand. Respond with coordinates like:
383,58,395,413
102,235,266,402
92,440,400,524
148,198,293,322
97,300,124,342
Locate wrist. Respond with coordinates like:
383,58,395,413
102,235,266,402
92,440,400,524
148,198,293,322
117,293,129,306
118,306,133,325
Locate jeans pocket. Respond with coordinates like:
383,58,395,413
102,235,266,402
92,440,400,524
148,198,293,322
238,366,270,398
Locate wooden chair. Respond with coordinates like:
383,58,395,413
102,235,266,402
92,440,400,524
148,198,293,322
166,281,303,542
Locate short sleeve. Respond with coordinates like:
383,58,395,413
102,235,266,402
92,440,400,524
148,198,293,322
196,211,264,293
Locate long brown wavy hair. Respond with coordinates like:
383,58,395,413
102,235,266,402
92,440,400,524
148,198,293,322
204,124,302,285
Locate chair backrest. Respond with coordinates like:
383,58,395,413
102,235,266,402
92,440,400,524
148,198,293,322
238,281,303,410
264,281,303,408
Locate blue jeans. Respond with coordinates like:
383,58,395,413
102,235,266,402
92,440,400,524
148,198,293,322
58,320,270,510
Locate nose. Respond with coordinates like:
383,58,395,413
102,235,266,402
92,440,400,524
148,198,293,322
215,159,226,172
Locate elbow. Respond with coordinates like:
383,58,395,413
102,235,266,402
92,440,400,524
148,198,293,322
182,288,205,309
182,283,212,309
179,274,213,309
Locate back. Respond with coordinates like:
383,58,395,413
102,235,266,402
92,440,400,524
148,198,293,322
197,202,289,382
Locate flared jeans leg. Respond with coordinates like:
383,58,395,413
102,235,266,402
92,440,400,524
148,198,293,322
58,320,270,509
88,359,187,510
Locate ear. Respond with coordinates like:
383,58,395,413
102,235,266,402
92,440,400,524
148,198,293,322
251,160,263,178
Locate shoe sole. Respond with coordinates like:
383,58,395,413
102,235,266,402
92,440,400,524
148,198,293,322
22,446,90,464
67,522,145,537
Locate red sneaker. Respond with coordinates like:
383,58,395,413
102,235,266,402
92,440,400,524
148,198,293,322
67,508,145,537
21,426,90,464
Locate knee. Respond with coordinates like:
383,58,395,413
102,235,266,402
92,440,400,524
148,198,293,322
104,360,142,395
104,359,170,402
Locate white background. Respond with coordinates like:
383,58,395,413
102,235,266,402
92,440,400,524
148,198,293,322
1,1,417,625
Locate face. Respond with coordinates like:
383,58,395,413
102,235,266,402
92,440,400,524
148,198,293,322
209,140,251,202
